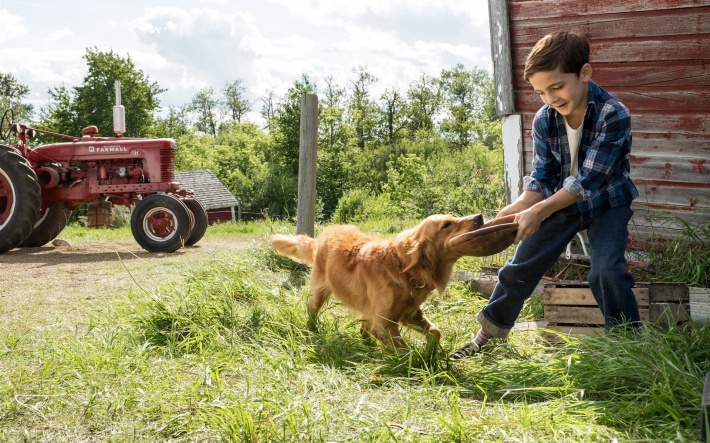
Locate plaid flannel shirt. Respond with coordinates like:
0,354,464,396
523,80,639,221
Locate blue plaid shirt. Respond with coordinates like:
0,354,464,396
523,80,638,221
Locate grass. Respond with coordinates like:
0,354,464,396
1,220,708,442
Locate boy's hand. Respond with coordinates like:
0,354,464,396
512,208,544,243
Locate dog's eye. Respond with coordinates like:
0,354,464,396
442,221,452,229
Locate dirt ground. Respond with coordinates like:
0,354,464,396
0,236,253,334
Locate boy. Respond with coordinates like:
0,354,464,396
450,31,640,359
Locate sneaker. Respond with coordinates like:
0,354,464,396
448,340,481,360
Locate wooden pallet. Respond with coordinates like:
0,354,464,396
542,282,689,338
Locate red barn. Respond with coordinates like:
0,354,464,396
175,169,241,224
488,0,709,245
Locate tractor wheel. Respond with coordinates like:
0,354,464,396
0,144,41,254
131,194,192,253
183,198,208,246
20,202,72,247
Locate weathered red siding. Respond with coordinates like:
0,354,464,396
206,209,234,225
506,0,709,245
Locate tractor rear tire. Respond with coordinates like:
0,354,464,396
20,202,72,247
0,144,41,254
131,194,192,253
183,198,208,246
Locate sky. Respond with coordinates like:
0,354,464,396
0,0,492,123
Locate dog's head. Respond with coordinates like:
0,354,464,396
396,214,485,290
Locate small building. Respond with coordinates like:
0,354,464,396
488,0,709,245
175,169,241,224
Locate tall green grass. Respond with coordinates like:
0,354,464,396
631,213,709,287
1,222,708,442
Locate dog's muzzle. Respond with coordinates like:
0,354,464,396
448,214,518,256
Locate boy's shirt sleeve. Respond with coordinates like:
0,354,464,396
523,108,558,199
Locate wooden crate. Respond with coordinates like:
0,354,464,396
543,282,689,337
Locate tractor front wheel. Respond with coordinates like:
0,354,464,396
0,144,41,254
131,194,192,253
183,198,208,246
20,202,72,247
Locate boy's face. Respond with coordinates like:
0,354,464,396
528,64,592,126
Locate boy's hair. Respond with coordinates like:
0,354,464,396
524,32,590,81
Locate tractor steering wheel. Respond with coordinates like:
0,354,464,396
0,109,14,141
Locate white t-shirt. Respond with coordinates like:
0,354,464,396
564,117,583,177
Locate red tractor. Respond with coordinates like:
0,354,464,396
0,85,207,254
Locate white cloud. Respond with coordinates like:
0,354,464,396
1,1,492,121
46,28,74,42
0,9,29,44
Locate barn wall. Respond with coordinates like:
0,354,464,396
498,0,709,245
207,208,234,225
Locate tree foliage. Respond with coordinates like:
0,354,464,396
20,50,503,222
0,72,34,123
39,48,164,138
223,79,251,123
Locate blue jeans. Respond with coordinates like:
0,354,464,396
477,203,640,337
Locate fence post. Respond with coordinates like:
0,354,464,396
297,93,318,236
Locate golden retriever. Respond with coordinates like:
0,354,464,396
270,214,484,351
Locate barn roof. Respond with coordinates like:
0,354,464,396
175,169,240,210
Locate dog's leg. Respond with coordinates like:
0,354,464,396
306,286,331,331
403,309,441,351
371,316,407,351
359,319,372,338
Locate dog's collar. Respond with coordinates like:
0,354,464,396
407,271,426,289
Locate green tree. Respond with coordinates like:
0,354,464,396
377,88,408,146
0,72,34,123
150,105,190,139
39,48,164,137
190,87,219,137
439,64,493,149
348,66,378,149
260,89,276,133
271,74,316,174
406,72,442,134
223,79,250,123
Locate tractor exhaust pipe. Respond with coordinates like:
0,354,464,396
113,80,126,136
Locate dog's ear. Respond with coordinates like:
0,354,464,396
398,231,437,274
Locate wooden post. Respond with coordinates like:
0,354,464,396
703,372,710,442
297,93,318,236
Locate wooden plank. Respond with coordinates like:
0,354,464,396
522,133,709,158
545,305,652,324
510,8,710,45
650,303,690,324
543,285,650,306
649,283,689,302
521,112,710,134
545,306,605,324
513,37,710,65
509,0,708,20
488,0,515,116
515,89,710,113
514,62,710,89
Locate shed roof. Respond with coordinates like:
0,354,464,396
175,169,240,211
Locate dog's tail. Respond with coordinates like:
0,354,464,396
269,234,317,266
